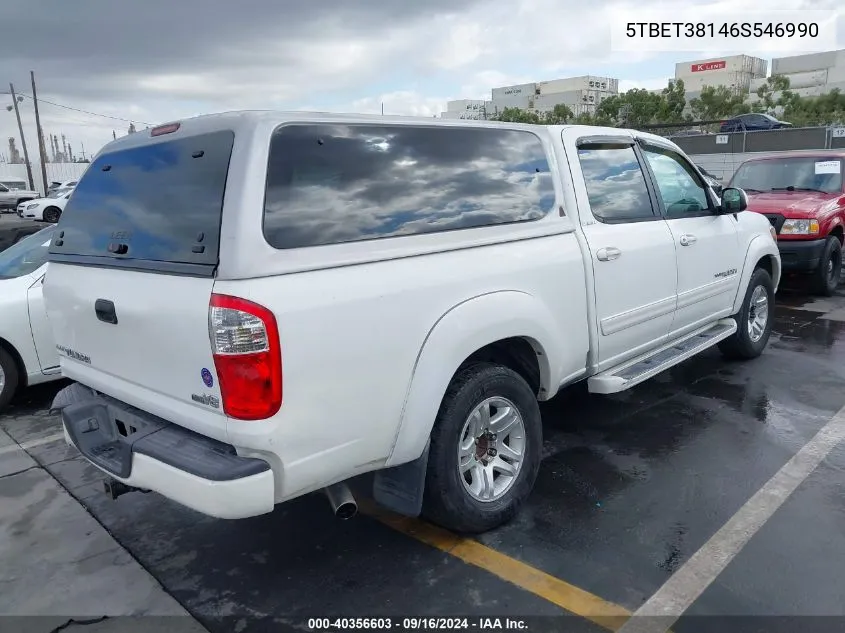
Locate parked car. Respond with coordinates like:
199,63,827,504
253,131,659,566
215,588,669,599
0,181,39,212
47,179,79,193
17,188,73,223
45,113,780,533
0,225,61,411
668,129,705,137
696,164,724,196
729,152,845,295
720,113,792,133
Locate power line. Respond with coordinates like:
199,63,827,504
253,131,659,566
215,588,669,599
1,90,153,126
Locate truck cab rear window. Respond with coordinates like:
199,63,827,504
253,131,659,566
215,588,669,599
263,123,555,249
48,130,234,270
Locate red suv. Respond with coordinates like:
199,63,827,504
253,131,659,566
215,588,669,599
728,152,845,295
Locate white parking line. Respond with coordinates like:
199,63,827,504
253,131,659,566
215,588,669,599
617,404,845,633
0,431,66,458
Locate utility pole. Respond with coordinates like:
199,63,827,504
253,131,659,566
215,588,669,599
30,71,48,193
8,83,34,191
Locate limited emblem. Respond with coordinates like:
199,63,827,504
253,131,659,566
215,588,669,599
201,368,214,388
191,393,220,409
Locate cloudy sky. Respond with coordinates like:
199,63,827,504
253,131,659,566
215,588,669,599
1,0,843,163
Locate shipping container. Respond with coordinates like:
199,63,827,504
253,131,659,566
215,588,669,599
748,77,766,93
538,75,618,95
439,110,486,120
782,69,829,90
681,71,757,94
489,94,534,111
535,89,612,109
446,99,486,112
826,64,845,84
749,69,829,93
491,83,537,100
771,50,843,76
676,55,766,79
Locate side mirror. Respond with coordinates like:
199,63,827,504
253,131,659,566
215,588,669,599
720,187,748,214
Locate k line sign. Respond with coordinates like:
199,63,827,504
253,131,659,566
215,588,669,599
691,61,726,72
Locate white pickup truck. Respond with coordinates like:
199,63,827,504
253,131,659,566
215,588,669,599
44,113,780,534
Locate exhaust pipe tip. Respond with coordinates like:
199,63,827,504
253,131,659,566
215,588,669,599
324,482,358,520
335,501,358,520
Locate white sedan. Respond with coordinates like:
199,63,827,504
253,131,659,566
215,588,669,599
16,188,73,223
0,225,62,411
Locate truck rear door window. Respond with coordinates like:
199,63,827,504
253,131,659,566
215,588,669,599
48,130,234,274
263,123,555,249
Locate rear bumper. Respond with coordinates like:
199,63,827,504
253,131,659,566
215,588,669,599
777,238,826,272
52,383,275,519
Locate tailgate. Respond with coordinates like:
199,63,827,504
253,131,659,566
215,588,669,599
43,126,235,442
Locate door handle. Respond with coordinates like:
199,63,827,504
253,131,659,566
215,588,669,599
94,299,118,325
596,247,622,261
679,234,698,246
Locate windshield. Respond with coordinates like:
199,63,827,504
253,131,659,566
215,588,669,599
0,226,56,279
730,157,843,194
1,181,26,190
47,187,72,199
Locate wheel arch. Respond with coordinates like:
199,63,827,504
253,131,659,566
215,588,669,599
386,291,563,467
732,236,781,314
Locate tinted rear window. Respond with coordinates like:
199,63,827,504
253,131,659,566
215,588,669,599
263,123,555,249
49,130,234,270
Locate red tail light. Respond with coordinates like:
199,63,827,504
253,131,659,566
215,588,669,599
209,293,282,421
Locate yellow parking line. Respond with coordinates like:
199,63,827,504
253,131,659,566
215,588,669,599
360,502,632,632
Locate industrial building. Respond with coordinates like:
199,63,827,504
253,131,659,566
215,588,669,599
441,75,619,120
440,49,845,122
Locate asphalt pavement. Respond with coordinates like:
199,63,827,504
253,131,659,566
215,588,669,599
3,280,845,633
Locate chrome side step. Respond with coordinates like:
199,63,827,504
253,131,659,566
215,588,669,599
588,318,737,395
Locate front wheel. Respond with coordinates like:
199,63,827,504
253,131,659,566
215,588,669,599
43,207,61,223
0,347,20,412
718,267,775,360
422,363,542,534
812,236,842,297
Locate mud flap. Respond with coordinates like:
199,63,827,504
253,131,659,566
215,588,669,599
50,382,98,415
372,440,429,517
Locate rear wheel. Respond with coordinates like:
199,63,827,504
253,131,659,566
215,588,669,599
718,267,774,360
422,363,542,534
43,207,61,223
0,347,20,412
811,236,842,297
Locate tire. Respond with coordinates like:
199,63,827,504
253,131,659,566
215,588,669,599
718,267,775,360
43,207,61,224
0,347,20,412
811,236,842,297
422,362,542,534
